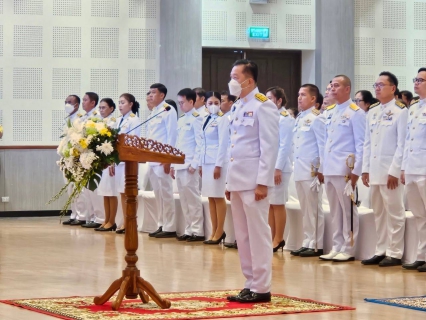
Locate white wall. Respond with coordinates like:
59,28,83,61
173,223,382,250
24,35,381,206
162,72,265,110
0,0,160,146
354,0,426,94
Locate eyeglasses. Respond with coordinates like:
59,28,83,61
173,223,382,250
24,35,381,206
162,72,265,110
372,83,391,89
353,99,364,104
178,101,185,106
413,78,426,84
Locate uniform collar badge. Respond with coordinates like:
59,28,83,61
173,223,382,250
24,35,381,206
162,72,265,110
243,111,253,117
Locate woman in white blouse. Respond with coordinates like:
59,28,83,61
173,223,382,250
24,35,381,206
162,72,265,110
200,91,230,245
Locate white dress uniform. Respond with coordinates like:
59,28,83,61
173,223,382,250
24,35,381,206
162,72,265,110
402,98,426,262
269,108,294,205
65,111,86,221
146,102,178,232
97,114,118,197
323,99,366,258
200,111,230,198
293,106,326,250
78,108,105,224
226,88,279,294
173,108,204,236
196,105,208,119
362,99,407,259
115,111,142,193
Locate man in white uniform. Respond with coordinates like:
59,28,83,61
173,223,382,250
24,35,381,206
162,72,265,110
321,82,336,112
290,84,325,257
362,72,407,267
401,67,426,271
146,83,178,238
220,91,237,116
193,87,208,119
225,60,279,303
62,95,87,225
319,75,366,262
171,88,204,241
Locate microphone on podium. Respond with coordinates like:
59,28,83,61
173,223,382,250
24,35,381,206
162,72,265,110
125,106,172,135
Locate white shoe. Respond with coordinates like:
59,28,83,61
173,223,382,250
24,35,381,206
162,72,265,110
319,251,339,261
332,253,355,262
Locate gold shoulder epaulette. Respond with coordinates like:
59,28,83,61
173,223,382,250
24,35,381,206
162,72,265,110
326,104,336,110
130,113,135,118
110,117,116,122
280,110,288,117
93,111,98,115
218,111,224,117
410,99,419,106
255,93,268,103
349,103,360,111
192,112,199,117
117,115,123,118
179,113,185,118
396,100,406,109
77,113,83,117
312,108,320,116
369,102,379,110
163,103,168,108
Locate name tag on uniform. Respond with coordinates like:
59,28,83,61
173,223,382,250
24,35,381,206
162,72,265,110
243,111,253,117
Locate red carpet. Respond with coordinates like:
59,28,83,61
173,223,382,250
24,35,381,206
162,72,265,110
0,290,355,319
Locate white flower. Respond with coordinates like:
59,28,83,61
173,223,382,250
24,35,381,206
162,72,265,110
72,119,84,133
80,151,98,170
57,138,68,156
96,141,114,156
95,122,106,132
69,132,83,145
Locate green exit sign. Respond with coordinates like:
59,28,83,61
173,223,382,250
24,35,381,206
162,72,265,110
249,27,270,39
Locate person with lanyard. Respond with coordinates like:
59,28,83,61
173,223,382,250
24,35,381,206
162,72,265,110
290,84,326,257
146,83,178,239
95,98,119,232
113,93,142,234
264,86,294,253
62,94,87,226
199,91,230,245
319,75,366,262
225,59,279,303
401,67,426,271
170,88,204,242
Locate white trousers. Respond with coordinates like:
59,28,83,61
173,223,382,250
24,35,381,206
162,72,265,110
67,183,86,221
149,166,175,232
81,188,105,223
295,180,324,249
176,169,203,236
325,176,359,256
231,190,272,293
371,184,405,259
406,179,426,261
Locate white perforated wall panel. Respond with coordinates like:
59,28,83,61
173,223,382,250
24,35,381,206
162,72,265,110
202,0,315,49
0,0,160,145
355,0,424,94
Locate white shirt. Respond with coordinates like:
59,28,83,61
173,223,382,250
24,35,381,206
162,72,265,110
293,106,325,181
80,108,99,122
323,99,366,176
362,99,408,184
226,88,279,191
200,111,230,167
116,111,141,137
173,108,203,170
275,107,295,173
196,105,208,119
103,113,117,128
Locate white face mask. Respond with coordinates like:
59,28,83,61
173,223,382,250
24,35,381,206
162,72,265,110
228,78,249,97
65,103,76,114
207,104,220,115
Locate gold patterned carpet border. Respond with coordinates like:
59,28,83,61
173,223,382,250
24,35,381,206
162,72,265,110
365,295,426,312
0,290,355,319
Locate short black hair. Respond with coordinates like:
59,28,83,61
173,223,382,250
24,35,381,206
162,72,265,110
150,83,167,97
220,90,237,103
355,90,376,105
165,99,178,118
205,91,221,102
418,67,426,73
316,93,324,106
266,86,288,107
177,88,197,104
379,71,398,87
233,59,258,83
100,98,116,112
69,94,80,104
395,88,402,99
193,87,206,100
85,92,99,106
301,83,320,101
146,91,150,96
401,90,413,101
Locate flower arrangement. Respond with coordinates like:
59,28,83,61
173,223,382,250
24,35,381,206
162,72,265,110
49,116,120,214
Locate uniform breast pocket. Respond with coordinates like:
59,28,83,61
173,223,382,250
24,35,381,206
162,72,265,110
301,125,311,132
240,118,254,127
381,120,393,127
338,120,350,127
183,124,192,131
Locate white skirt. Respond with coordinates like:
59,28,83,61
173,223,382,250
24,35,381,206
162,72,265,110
201,163,228,198
269,172,291,205
97,167,116,196
115,162,126,194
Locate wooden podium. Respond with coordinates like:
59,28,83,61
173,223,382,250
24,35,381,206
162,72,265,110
93,134,185,310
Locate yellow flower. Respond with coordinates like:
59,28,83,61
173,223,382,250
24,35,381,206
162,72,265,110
70,148,80,157
85,120,96,128
99,128,109,136
106,131,112,137
79,138,88,149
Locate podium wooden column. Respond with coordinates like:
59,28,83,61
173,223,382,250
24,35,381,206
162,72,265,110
94,134,185,310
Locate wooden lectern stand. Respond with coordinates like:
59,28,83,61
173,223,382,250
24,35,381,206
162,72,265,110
94,134,185,310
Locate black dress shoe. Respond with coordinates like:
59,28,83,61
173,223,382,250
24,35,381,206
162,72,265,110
95,223,117,232
299,249,324,257
290,247,308,256
186,235,205,242
236,292,271,303
176,234,191,241
361,255,386,265
70,220,86,226
227,288,251,301
224,241,238,249
402,261,425,270
149,227,162,237
62,219,75,225
82,222,102,228
155,231,177,238
116,228,125,234
418,264,426,272
379,256,402,267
